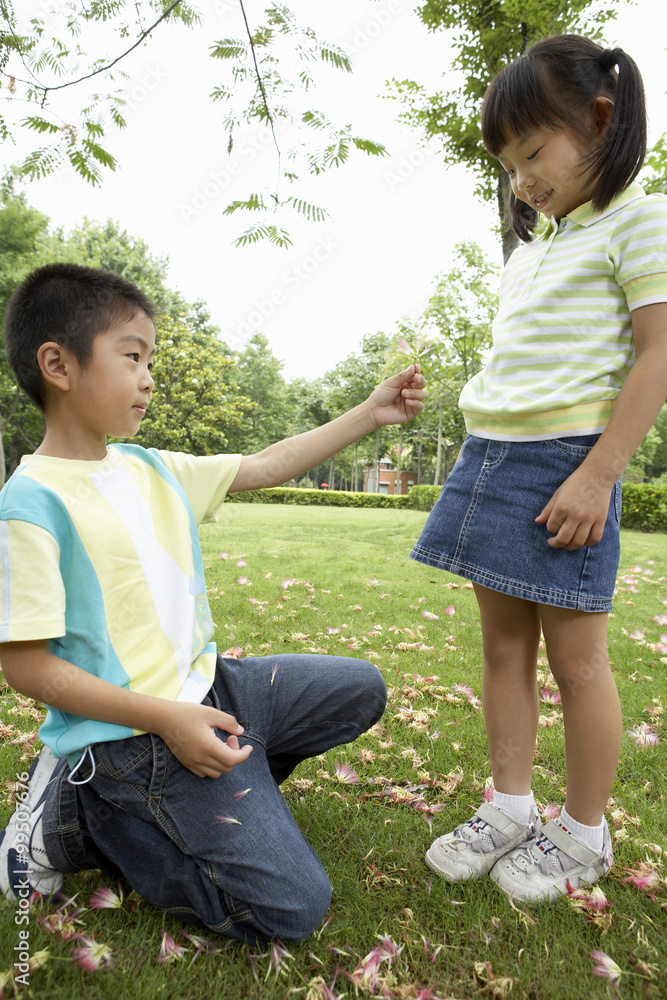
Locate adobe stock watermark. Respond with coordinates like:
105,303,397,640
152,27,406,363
384,137,442,193
11,772,33,989
344,0,404,55
231,234,339,344
178,122,287,224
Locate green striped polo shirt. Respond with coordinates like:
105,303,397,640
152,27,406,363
460,183,667,440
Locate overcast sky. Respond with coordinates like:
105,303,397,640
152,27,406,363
3,1,667,379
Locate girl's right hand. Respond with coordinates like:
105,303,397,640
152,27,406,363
158,701,253,778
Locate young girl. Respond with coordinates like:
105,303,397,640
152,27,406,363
411,34,667,903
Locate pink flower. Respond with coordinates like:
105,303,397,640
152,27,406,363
326,626,341,634
70,934,114,972
158,930,186,964
421,611,439,620
591,950,624,985
233,788,251,801
539,686,561,704
281,578,297,590
483,782,494,802
628,723,660,748
396,337,411,353
221,646,243,658
214,814,242,826
268,941,293,976
89,884,124,910
270,663,279,686
541,803,560,820
236,559,247,567
653,613,667,626
621,863,661,896
359,748,375,764
219,551,230,559
444,605,455,616
628,629,645,641
567,883,609,910
334,762,359,784
180,930,221,962
237,576,251,586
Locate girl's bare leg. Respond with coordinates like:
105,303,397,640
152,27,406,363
473,585,541,795
538,605,621,825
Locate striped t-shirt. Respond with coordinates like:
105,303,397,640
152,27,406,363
0,444,241,759
460,183,667,440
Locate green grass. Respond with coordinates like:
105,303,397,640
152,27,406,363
1,505,666,999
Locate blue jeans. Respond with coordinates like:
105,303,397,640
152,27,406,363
42,655,386,942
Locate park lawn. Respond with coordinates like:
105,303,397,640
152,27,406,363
0,504,665,1000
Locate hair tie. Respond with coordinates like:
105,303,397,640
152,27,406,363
600,47,622,72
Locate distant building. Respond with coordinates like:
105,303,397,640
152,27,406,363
363,456,417,495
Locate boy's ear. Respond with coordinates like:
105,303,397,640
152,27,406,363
592,95,614,138
36,342,73,394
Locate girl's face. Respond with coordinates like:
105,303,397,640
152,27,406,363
498,124,598,222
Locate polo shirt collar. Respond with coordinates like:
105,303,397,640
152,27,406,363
565,181,646,228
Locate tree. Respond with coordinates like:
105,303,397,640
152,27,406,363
0,176,52,479
389,0,627,262
134,315,254,453
389,242,498,484
0,1,386,245
224,332,291,454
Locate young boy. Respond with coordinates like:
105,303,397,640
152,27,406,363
0,263,426,942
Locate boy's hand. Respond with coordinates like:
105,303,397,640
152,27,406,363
367,365,426,427
158,702,253,778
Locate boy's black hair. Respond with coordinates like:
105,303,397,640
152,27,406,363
481,34,647,243
3,262,156,411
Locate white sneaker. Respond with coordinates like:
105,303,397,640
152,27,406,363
0,745,65,901
490,818,613,903
425,800,541,882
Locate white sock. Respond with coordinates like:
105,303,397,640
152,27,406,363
492,790,535,825
559,808,604,853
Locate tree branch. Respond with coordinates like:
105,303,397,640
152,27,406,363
237,0,281,204
34,0,184,101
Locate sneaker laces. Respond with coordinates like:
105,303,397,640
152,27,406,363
453,814,507,854
511,831,577,877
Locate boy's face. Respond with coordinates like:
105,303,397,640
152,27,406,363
69,310,156,441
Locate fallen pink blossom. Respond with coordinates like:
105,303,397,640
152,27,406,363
591,949,624,985
334,762,359,784
158,930,186,964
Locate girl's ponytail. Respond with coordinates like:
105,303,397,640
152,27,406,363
590,46,646,209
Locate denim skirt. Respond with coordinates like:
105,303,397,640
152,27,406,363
410,434,621,612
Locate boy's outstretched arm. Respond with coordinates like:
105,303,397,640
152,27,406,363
230,364,426,493
0,640,251,778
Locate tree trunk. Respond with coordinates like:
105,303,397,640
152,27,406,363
498,170,520,265
0,421,5,488
374,429,380,493
395,426,403,487
328,455,335,490
353,441,358,491
433,402,443,485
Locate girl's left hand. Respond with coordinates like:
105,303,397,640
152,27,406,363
535,468,614,550
368,365,427,426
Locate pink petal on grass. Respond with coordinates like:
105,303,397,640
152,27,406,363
237,576,251,586
221,646,243,659
591,950,624,985
158,930,187,964
281,578,297,590
71,935,114,972
444,605,455,616
628,629,645,641
236,559,247,567
421,611,440,620
334,762,359,784
88,885,123,910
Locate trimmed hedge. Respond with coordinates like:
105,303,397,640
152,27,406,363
225,482,667,531
620,483,667,532
226,486,411,509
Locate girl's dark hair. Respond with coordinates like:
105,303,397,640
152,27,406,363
481,34,647,242
3,262,156,411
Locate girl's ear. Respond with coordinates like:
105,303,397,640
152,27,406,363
37,342,72,394
592,96,614,138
